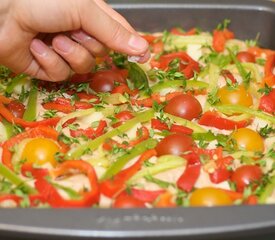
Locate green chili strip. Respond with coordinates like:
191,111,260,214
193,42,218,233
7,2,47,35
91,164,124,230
100,138,158,181
259,175,275,204
205,63,220,110
127,155,185,184
0,164,36,194
228,48,250,88
1,119,13,139
56,108,96,131
165,113,207,133
216,105,275,124
23,86,38,121
5,74,28,94
67,109,155,159
150,80,208,93
164,35,212,51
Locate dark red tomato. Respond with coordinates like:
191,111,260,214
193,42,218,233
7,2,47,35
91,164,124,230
112,111,134,128
113,195,145,208
236,51,256,63
156,133,194,156
231,165,263,192
89,70,124,93
7,100,25,118
164,94,202,120
70,73,93,83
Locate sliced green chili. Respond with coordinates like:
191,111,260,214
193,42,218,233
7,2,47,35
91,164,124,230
100,138,158,181
0,164,36,194
23,86,38,121
6,74,28,94
67,109,155,159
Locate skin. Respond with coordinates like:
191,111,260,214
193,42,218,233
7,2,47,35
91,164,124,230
0,0,150,81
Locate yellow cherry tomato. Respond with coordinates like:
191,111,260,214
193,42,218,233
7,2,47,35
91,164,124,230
189,187,233,207
231,128,264,152
217,84,253,107
21,138,60,167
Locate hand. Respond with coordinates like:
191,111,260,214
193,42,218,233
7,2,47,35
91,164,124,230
0,0,150,81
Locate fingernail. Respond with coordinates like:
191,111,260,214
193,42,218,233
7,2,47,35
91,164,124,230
138,50,151,63
54,36,72,53
31,39,48,57
71,30,92,42
128,34,148,52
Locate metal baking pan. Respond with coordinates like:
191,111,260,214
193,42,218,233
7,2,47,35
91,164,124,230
0,0,274,239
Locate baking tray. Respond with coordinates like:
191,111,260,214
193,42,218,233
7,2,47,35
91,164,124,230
0,0,275,239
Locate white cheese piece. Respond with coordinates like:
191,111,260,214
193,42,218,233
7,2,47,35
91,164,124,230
187,44,202,61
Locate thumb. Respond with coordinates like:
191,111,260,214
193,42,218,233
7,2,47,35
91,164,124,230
78,1,149,56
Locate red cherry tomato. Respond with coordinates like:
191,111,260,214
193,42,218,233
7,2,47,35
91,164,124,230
113,194,145,208
236,51,256,63
231,165,263,192
112,111,134,128
164,94,202,120
89,70,124,93
70,73,93,83
7,100,25,118
156,133,194,156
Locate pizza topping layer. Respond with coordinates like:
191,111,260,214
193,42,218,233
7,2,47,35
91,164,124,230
0,20,274,208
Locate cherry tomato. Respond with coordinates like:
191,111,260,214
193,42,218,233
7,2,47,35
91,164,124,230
89,70,124,93
113,195,145,208
164,94,202,120
231,165,263,192
7,100,25,118
231,128,264,152
217,84,253,107
236,51,256,63
112,111,134,128
189,187,233,207
21,138,60,167
156,133,194,156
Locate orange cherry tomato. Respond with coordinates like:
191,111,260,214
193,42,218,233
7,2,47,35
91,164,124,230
231,128,264,152
189,187,233,207
21,138,60,167
218,84,253,107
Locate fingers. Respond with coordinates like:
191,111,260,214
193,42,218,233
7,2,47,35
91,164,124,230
52,34,95,73
79,1,150,58
29,39,71,81
71,30,108,57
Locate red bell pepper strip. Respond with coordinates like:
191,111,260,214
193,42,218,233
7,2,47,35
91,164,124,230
259,89,275,114
35,160,100,208
111,84,138,96
193,146,223,160
213,29,235,52
112,111,134,128
151,118,193,135
131,93,161,108
154,191,176,208
198,111,250,130
0,95,12,104
0,102,60,128
2,126,68,170
263,54,275,86
221,189,258,205
170,27,197,36
131,188,165,203
151,52,200,79
129,126,150,147
112,191,146,208
70,120,107,139
0,195,22,206
21,163,49,179
247,46,275,58
177,152,201,192
100,149,157,198
221,70,237,84
75,92,99,103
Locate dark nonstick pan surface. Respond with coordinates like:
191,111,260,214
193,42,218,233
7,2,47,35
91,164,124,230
0,0,274,239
